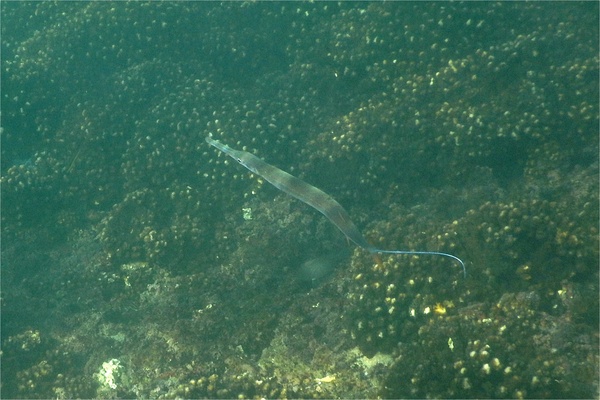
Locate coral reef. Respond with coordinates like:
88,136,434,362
2,2,597,398
382,291,597,398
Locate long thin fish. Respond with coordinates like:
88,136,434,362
206,136,466,277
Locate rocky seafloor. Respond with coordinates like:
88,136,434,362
2,2,598,398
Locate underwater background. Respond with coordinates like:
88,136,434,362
1,2,598,398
